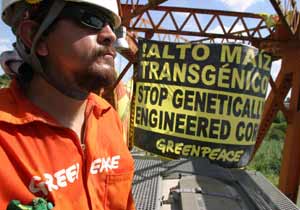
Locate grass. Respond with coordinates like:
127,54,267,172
252,135,300,207
247,139,283,186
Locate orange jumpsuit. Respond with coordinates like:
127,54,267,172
0,80,135,210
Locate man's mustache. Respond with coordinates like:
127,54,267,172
93,46,116,58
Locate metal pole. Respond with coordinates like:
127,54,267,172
279,51,300,202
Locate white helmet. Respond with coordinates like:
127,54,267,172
2,0,121,28
1,0,121,100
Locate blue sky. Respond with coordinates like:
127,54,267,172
0,0,281,83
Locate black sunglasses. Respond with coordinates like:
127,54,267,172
59,5,115,31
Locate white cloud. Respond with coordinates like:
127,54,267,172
206,24,247,43
208,23,247,34
0,38,13,54
266,59,292,98
270,59,281,80
266,59,281,97
0,38,14,75
0,45,12,53
220,0,262,12
0,38,11,44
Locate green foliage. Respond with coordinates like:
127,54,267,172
248,111,287,186
272,111,286,124
259,13,279,27
265,122,287,141
0,74,11,88
248,140,283,174
264,111,287,142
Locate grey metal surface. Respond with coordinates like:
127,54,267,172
179,176,249,210
132,155,299,210
132,156,163,210
232,170,299,210
160,158,235,181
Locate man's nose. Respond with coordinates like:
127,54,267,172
97,24,117,46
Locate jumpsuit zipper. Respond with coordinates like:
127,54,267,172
63,104,95,209
81,104,95,210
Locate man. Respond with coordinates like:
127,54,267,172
0,0,135,209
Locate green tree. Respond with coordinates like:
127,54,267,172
0,74,11,88
264,111,287,141
248,111,287,186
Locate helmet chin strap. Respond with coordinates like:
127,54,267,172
15,0,89,100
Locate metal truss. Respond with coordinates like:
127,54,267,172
121,0,169,25
116,0,300,203
122,5,275,42
269,0,300,35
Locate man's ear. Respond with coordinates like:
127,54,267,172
18,20,48,56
